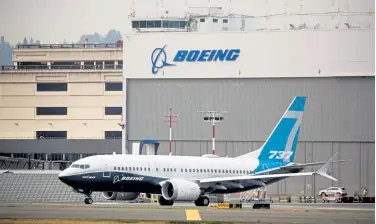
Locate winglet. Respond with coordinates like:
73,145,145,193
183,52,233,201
314,152,338,181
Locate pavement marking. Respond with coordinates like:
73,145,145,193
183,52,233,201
185,209,201,221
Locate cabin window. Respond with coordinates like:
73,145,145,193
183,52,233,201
174,168,176,172
148,168,150,171
156,168,159,171
84,165,90,169
114,167,116,170
125,167,127,171
133,167,135,171
163,168,166,172
189,169,191,172
122,167,124,171
185,169,187,172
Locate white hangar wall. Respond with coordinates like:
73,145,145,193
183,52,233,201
123,29,374,79
122,29,375,196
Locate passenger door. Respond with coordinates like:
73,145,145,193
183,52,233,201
103,163,111,178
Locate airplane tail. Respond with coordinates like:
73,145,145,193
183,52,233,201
237,96,307,170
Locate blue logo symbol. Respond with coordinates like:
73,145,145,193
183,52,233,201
151,45,175,75
151,45,240,75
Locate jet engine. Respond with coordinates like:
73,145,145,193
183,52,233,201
161,179,201,201
101,192,139,201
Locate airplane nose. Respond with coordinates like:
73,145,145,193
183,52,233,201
58,170,69,183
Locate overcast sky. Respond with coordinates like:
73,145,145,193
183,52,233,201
0,0,374,44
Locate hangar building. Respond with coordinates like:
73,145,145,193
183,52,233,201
123,17,375,196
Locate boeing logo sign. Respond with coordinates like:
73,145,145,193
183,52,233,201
151,45,240,75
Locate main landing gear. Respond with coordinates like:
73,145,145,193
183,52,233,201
194,196,210,207
158,195,210,206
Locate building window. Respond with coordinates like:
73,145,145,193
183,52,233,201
36,131,67,139
213,18,218,23
105,107,122,115
37,83,67,92
105,131,122,139
105,82,122,91
200,18,205,22
223,19,228,23
36,107,67,115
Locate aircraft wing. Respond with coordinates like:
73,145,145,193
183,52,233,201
199,153,338,185
280,159,351,170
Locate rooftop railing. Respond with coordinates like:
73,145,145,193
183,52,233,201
0,64,123,70
15,43,123,49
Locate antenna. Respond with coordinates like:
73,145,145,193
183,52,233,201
197,110,228,155
164,107,178,156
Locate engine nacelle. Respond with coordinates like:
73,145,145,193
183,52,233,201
161,179,201,201
101,192,139,201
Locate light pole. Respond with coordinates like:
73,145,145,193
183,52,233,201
164,107,178,156
197,110,227,155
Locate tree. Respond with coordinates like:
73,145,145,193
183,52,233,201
35,40,41,45
22,37,28,45
0,36,4,44
29,37,34,44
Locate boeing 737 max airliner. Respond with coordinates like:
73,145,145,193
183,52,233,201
58,96,341,206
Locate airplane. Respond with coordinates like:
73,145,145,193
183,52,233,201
58,96,342,206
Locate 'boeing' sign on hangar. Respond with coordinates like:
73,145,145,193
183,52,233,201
151,45,241,75
123,32,373,79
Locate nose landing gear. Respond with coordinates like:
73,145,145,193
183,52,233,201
84,191,93,204
84,198,93,204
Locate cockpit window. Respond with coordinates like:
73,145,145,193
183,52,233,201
70,164,90,169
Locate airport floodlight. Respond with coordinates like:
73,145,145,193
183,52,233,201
197,110,227,155
164,107,178,156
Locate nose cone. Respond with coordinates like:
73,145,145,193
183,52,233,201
58,169,71,185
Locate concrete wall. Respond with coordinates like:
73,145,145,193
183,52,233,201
0,139,121,154
0,71,123,139
126,77,375,142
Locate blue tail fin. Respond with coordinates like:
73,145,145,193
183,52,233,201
255,96,306,171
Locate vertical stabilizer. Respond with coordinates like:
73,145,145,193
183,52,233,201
238,96,307,170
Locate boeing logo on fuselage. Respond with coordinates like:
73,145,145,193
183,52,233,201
151,45,240,75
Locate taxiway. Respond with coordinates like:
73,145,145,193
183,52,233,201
0,203,374,223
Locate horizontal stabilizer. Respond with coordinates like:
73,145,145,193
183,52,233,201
281,158,350,170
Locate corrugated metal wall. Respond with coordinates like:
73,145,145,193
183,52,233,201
127,76,375,196
127,77,374,142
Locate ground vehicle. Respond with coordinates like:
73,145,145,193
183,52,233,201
319,187,347,196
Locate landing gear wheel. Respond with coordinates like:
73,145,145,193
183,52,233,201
158,196,174,206
195,196,210,207
84,198,93,204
